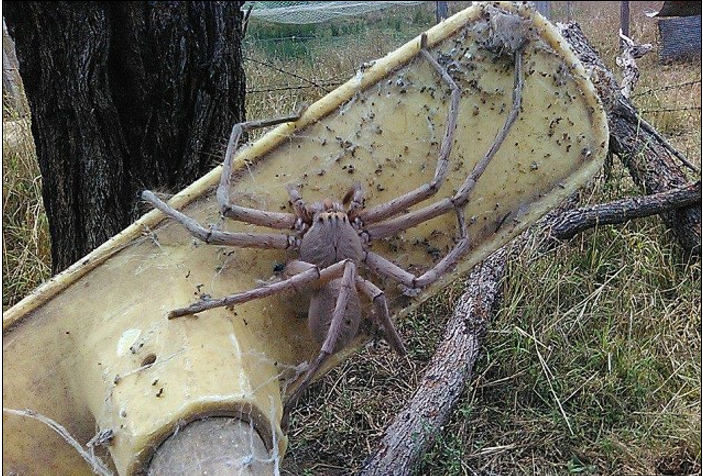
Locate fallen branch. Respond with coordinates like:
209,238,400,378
557,22,701,254
360,19,701,476
358,178,698,474
357,249,508,476
551,181,701,240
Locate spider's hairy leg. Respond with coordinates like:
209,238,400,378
368,47,529,283
217,111,306,229
355,276,406,355
167,259,351,319
358,33,461,225
364,209,469,294
282,260,357,422
365,46,527,275
141,190,296,249
364,44,527,242
287,186,311,227
343,182,364,220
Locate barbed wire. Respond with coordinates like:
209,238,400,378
641,106,702,114
631,80,702,98
247,81,344,94
244,36,317,44
243,55,336,93
244,51,701,118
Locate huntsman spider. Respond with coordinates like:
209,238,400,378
142,34,526,421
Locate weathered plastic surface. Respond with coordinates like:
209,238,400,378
2,3,608,475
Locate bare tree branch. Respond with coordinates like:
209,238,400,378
357,177,700,475
357,249,508,476
557,22,701,255
551,181,701,240
359,17,701,476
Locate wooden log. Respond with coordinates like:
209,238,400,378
359,20,701,476
357,183,698,475
557,22,701,255
357,249,508,476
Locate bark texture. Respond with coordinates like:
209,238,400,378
4,1,246,273
359,22,700,476
557,22,701,255
358,250,508,476
551,181,701,239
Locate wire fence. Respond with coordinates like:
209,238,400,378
242,2,701,137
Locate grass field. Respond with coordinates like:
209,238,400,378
3,2,701,475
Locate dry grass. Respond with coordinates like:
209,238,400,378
3,1,701,475
2,105,51,309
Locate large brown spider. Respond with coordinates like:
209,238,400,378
142,34,525,420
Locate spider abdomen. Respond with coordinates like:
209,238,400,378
299,211,363,268
307,278,361,351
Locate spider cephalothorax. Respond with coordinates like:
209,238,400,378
142,33,526,421
297,194,364,268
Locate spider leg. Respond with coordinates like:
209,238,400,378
167,259,351,319
282,260,357,421
287,186,312,228
355,276,406,356
344,182,364,220
217,112,304,229
142,191,298,249
364,45,526,241
358,34,461,225
364,209,469,294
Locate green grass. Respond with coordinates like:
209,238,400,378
3,1,701,475
462,211,701,475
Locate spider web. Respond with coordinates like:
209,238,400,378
2,47,455,475
2,4,608,474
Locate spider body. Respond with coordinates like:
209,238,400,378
141,33,526,423
287,198,365,353
298,206,363,268
307,277,361,353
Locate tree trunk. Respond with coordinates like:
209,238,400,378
2,18,26,117
4,1,246,273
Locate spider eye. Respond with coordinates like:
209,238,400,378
273,263,285,273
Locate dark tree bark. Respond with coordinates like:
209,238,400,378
4,1,246,273
551,181,701,240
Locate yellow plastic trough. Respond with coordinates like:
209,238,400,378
3,3,608,475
